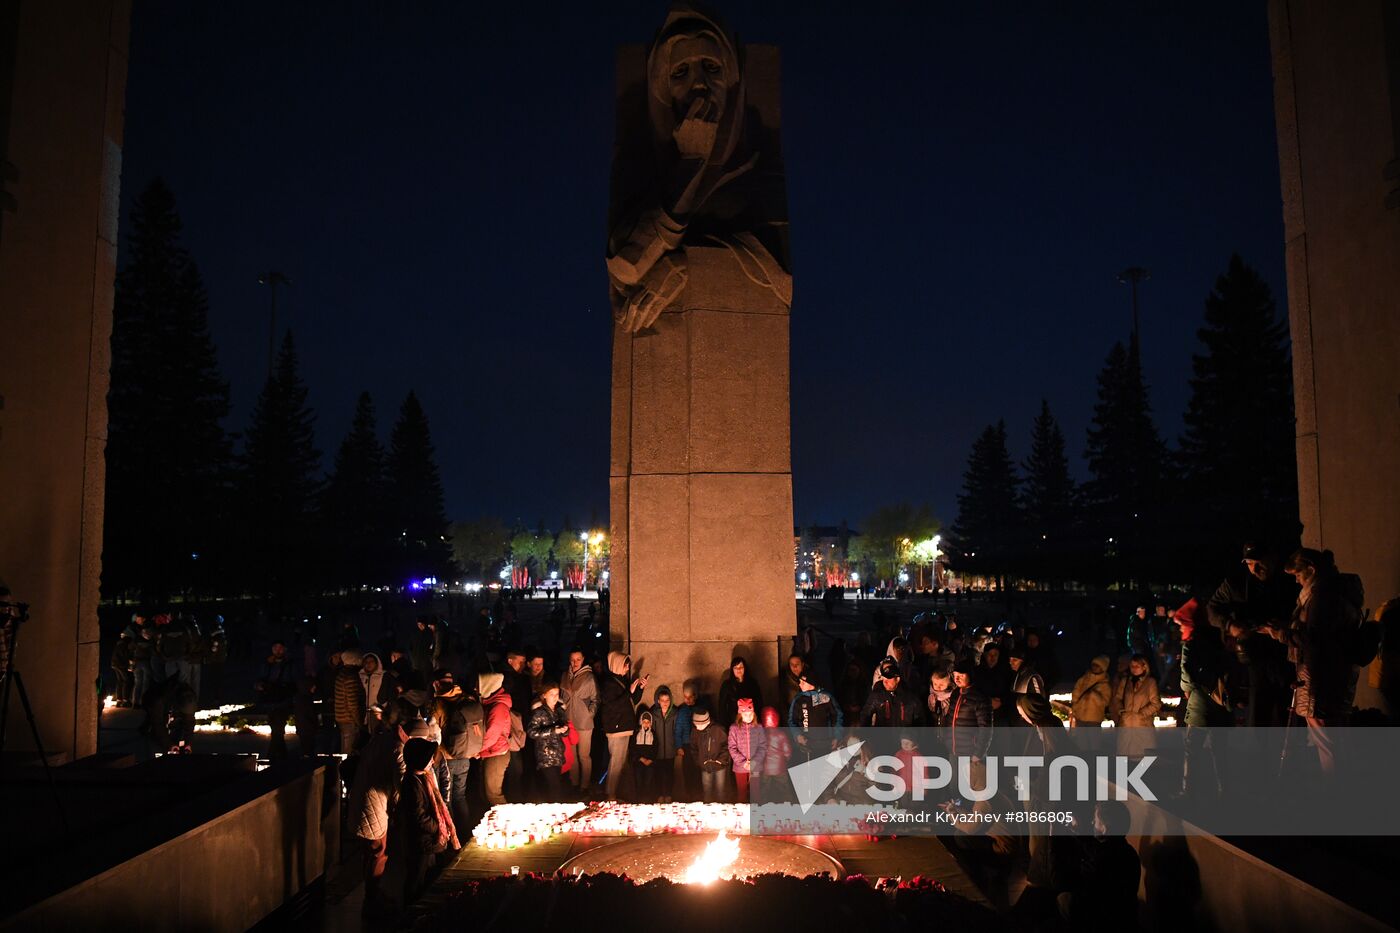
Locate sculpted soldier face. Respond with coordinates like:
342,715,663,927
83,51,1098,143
667,35,728,121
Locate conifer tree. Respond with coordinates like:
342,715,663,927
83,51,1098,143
1178,255,1298,577
386,391,452,581
1083,337,1167,584
105,178,233,601
950,420,1022,586
322,391,390,589
1021,400,1076,583
241,332,322,598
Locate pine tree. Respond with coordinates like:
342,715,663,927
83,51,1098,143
105,178,233,601
1178,255,1298,577
1021,400,1076,584
241,332,322,598
386,391,452,581
322,391,390,589
1083,337,1167,585
950,420,1022,586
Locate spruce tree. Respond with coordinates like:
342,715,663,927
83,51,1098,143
386,391,452,581
1021,400,1076,584
241,332,322,598
322,391,390,589
950,420,1022,586
105,178,232,601
1178,255,1298,577
1083,337,1167,585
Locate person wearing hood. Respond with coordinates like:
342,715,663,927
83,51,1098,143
394,722,458,906
629,709,659,802
360,652,387,731
717,656,763,730
478,672,513,806
347,698,410,919
598,652,648,800
561,648,598,792
335,648,367,754
758,706,793,802
1110,653,1162,761
726,698,768,803
673,681,700,801
870,636,913,688
528,680,572,800
1266,548,1363,777
1070,655,1112,727
688,707,730,802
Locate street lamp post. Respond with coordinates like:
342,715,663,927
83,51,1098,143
580,531,590,593
258,271,291,381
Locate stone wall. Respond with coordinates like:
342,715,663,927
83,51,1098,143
0,0,129,757
1269,0,1400,712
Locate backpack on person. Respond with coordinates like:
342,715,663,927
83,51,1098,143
444,698,485,760
507,709,527,752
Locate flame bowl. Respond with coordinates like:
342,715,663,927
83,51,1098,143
557,833,843,884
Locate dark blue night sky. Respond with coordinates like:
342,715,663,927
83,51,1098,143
120,1,1285,532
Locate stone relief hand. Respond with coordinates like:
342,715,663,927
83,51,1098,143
673,96,718,160
616,252,687,333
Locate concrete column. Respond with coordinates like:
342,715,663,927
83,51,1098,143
0,0,129,758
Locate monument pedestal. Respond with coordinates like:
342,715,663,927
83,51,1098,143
610,245,795,703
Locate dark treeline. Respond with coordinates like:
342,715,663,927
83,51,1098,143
950,254,1299,589
103,180,452,604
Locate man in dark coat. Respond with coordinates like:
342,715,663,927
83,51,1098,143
1208,543,1298,726
860,658,924,758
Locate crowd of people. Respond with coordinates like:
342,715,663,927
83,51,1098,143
96,538,1393,924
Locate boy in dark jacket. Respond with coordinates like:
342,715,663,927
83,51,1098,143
688,708,730,802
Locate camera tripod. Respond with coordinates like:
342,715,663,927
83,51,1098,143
0,607,70,831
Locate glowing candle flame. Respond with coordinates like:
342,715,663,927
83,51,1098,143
682,831,741,884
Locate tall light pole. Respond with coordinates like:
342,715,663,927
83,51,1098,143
258,271,291,381
1117,267,1150,357
580,531,590,593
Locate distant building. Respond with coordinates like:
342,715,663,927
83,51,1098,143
794,523,858,586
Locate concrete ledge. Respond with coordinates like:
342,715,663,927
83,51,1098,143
1,757,339,931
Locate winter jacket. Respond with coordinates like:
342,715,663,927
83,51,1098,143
726,720,769,774
1111,673,1162,728
1181,627,1230,726
334,665,366,726
1112,672,1162,758
948,685,993,758
651,703,680,759
690,723,731,772
674,703,697,749
973,660,1014,715
527,700,570,769
718,676,763,729
346,727,405,840
257,656,297,706
1207,570,1298,632
1070,656,1112,724
111,636,134,672
1010,664,1046,697
395,771,446,856
630,722,659,765
780,671,804,723
1274,571,1363,719
859,684,924,730
155,616,199,660
762,729,793,776
560,665,597,732
788,688,844,751
360,655,385,711
480,689,513,758
598,654,640,735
